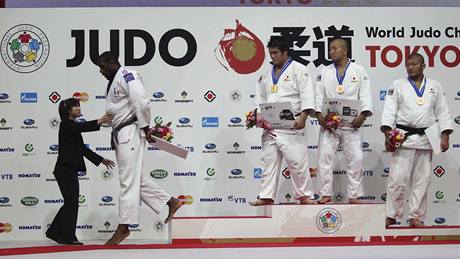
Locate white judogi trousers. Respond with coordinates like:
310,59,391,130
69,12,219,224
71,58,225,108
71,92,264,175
317,128,364,199
386,148,432,221
115,124,171,224
259,130,313,200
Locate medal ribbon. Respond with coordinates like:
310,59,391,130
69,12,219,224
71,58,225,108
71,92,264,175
272,58,293,86
408,77,426,97
334,59,352,85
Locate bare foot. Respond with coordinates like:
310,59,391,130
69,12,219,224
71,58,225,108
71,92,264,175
299,197,317,205
385,217,397,227
249,199,274,206
165,197,183,224
348,198,361,204
409,218,426,228
105,224,130,245
317,196,332,204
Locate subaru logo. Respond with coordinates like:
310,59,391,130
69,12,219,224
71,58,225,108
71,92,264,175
205,143,216,150
230,117,242,124
24,119,35,125
179,117,190,124
0,93,8,100
77,171,87,177
384,167,390,174
128,224,139,228
361,142,369,149
76,118,86,124
231,169,243,176
0,197,10,203
434,217,446,224
49,144,59,151
153,92,164,98
101,196,113,202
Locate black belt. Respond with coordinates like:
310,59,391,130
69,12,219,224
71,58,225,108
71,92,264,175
111,116,137,149
396,124,427,137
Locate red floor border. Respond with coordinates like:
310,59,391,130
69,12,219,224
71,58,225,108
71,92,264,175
1,238,460,256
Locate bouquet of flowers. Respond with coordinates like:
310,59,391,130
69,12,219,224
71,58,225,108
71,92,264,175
325,111,342,130
245,109,257,129
149,117,174,142
387,128,405,150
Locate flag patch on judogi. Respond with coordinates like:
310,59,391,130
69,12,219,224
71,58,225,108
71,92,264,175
123,73,135,83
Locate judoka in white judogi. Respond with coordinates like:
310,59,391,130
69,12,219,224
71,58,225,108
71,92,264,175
106,67,172,224
252,55,316,205
315,59,373,203
381,55,453,227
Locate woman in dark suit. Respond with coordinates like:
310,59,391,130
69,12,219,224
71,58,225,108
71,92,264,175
46,98,115,245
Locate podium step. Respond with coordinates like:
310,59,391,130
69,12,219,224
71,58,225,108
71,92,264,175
172,204,460,240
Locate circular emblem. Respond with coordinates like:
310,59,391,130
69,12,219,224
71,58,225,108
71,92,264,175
316,208,342,234
1,24,50,73
25,143,34,152
229,90,242,102
101,169,113,180
206,168,215,176
154,220,165,232
0,223,13,233
79,195,86,203
49,117,60,129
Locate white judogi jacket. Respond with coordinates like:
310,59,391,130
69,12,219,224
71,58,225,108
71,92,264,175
315,61,373,118
105,67,150,131
381,76,453,149
255,60,315,119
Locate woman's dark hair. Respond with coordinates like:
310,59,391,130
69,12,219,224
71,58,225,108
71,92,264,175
58,98,80,120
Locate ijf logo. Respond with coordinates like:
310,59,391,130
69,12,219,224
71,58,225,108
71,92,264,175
1,24,50,73
316,208,342,234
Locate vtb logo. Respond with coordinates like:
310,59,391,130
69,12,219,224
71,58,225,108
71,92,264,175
66,29,197,67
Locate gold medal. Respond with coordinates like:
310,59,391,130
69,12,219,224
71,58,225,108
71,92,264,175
416,97,424,106
336,85,344,94
271,84,278,93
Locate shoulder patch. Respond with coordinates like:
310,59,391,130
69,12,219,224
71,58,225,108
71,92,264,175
387,89,394,96
123,72,135,83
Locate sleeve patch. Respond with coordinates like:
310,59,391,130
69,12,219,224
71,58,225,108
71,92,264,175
123,73,135,83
